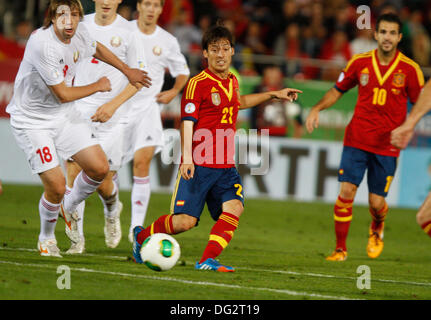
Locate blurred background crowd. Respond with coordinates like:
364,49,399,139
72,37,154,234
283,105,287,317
1,0,431,140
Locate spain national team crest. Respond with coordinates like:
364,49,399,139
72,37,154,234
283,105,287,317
392,71,406,87
73,50,80,63
110,36,122,48
211,92,221,106
153,45,162,56
359,67,369,86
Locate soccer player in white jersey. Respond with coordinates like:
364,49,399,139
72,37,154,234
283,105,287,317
64,0,149,254
6,0,150,257
89,0,190,242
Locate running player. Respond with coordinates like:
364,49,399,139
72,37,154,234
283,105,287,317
305,13,424,261
131,23,302,272
6,0,149,257
64,0,150,254
391,79,431,239
87,0,191,243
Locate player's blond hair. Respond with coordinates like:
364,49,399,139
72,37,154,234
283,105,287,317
137,0,165,6
43,0,84,29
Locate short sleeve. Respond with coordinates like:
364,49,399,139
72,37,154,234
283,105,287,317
181,78,202,122
76,23,97,58
34,42,64,86
406,64,425,104
167,38,190,78
334,57,359,93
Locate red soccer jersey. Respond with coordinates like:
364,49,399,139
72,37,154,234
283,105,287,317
335,49,424,157
181,68,241,168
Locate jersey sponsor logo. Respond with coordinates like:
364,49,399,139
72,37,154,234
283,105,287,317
73,50,80,63
392,72,406,87
184,102,196,114
152,45,162,56
110,36,122,48
211,92,221,106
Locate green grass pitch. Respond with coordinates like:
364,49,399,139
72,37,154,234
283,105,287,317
0,183,430,300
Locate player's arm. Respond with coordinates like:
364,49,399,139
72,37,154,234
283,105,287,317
49,76,111,103
305,87,343,133
239,88,302,110
91,82,142,122
391,79,431,149
156,74,190,104
93,41,151,89
180,120,195,180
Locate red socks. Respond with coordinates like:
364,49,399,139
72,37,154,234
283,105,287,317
137,214,174,244
421,221,431,237
333,196,353,251
199,212,239,263
370,202,388,233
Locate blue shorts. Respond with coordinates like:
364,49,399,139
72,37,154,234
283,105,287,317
338,146,397,197
171,165,244,222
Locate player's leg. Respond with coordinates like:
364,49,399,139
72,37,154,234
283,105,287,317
64,144,109,211
327,146,367,261
97,171,123,248
64,160,86,254
416,192,431,237
129,146,156,242
366,153,396,259
196,168,244,272
38,166,66,257
132,166,209,263
11,126,64,257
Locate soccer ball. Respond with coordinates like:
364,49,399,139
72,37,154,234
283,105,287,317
140,233,181,271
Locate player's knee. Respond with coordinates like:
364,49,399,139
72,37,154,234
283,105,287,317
339,184,357,200
133,159,151,177
416,208,430,226
368,198,385,213
46,183,66,203
230,202,244,217
86,159,109,182
174,214,197,232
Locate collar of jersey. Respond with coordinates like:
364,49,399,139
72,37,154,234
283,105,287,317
204,68,234,101
371,49,401,86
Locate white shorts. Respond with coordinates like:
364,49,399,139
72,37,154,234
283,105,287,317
123,103,164,165
11,111,98,174
92,121,126,171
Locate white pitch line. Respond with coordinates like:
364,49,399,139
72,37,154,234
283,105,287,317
1,246,431,288
0,260,359,300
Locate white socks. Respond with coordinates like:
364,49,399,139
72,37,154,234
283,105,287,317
63,171,102,213
98,181,119,219
39,194,60,241
130,176,150,233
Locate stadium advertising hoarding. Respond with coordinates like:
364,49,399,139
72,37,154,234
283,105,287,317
0,121,421,209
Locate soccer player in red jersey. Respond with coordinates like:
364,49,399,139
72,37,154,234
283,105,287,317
391,79,431,239
306,13,424,261
132,23,302,271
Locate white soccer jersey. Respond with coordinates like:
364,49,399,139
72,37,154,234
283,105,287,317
73,14,146,120
125,22,190,114
6,23,97,129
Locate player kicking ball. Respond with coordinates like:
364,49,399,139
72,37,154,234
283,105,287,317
6,0,149,257
306,13,424,261
132,23,302,272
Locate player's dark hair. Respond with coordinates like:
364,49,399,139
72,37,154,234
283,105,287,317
376,13,402,33
43,0,84,29
202,21,234,51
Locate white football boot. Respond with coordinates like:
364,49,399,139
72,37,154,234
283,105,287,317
128,231,134,244
104,201,123,248
60,203,80,243
65,237,85,254
38,239,62,257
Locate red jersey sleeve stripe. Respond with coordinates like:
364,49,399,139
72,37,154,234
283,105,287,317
186,73,207,100
343,51,372,73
